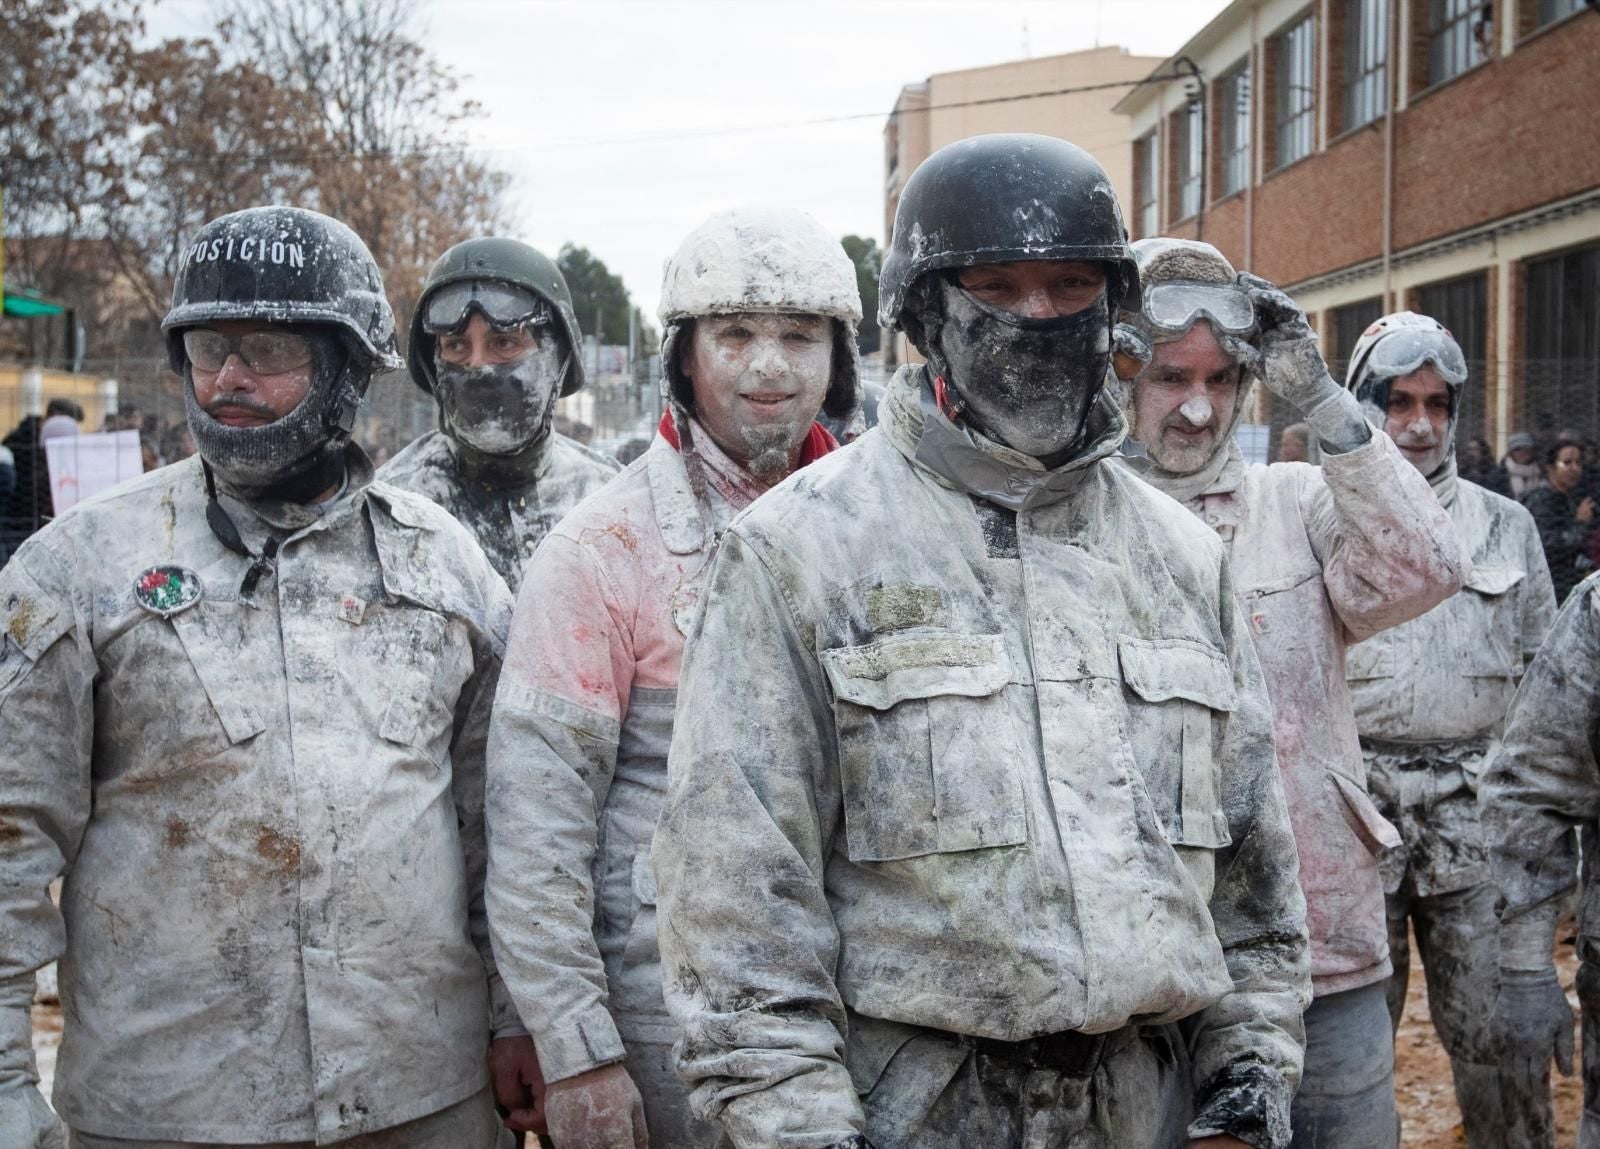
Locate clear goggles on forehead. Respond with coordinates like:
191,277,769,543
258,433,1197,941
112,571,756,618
1357,328,1468,388
422,280,550,336
1141,282,1256,339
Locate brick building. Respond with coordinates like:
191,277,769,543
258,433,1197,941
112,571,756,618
1115,0,1600,454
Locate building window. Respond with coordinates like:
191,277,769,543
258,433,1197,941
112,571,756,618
1427,0,1485,87
1177,99,1203,218
1134,132,1159,238
1332,297,1385,379
1525,244,1600,439
1343,0,1387,131
1274,14,1316,169
1218,63,1251,197
1416,272,1488,442
1536,0,1585,27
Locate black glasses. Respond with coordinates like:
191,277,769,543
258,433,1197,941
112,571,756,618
182,329,315,374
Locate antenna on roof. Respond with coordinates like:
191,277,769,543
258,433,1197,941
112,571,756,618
1021,18,1031,58
1094,0,1104,48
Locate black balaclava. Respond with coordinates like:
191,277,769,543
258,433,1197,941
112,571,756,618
434,335,568,483
184,329,356,503
922,277,1111,463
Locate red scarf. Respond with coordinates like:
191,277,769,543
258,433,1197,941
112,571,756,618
657,411,838,466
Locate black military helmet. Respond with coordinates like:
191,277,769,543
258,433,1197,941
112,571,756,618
879,133,1141,339
162,206,402,374
408,237,586,398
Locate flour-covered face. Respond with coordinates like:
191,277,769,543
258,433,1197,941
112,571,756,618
1133,323,1243,474
1381,366,1453,477
434,313,566,455
682,312,833,482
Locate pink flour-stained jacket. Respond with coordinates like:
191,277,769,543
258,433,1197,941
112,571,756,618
483,423,836,1086
1168,432,1466,997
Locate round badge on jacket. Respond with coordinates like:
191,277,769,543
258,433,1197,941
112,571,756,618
134,566,204,617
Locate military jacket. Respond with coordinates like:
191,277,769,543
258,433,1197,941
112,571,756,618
653,369,1310,1149
1349,478,1555,744
0,449,513,1144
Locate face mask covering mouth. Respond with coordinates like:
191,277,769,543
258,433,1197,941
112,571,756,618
184,330,354,504
933,279,1112,462
435,338,568,457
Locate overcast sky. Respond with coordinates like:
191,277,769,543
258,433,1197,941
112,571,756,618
150,0,1228,322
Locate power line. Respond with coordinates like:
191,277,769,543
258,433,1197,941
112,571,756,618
7,68,1192,170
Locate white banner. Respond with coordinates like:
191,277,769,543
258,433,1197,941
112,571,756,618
44,430,144,514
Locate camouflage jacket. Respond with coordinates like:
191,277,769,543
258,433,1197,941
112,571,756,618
0,448,514,1144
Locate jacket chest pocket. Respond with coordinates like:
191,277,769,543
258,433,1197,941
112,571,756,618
369,608,464,770
98,605,266,785
820,632,1027,863
1117,637,1235,849
1458,565,1525,678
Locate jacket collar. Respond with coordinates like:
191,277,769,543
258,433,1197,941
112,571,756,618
215,442,375,550
646,435,713,555
882,364,1127,512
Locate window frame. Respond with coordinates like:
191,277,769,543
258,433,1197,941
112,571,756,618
1135,131,1160,238
1426,0,1485,89
1274,13,1317,171
1177,98,1204,219
1217,61,1252,198
1524,244,1600,440
1342,0,1388,133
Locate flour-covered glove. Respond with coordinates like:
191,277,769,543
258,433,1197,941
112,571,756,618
1490,966,1575,1078
544,1062,648,1149
0,975,66,1149
1236,272,1369,452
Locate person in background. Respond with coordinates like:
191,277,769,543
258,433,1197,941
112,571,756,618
1461,436,1505,493
1523,440,1594,603
1343,312,1558,1148
1496,432,1547,500
1277,422,1310,463
379,237,619,595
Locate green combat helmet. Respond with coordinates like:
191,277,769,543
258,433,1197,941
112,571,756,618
408,237,587,397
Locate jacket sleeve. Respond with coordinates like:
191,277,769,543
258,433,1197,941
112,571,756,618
1480,577,1600,924
0,537,94,1081
484,534,635,1081
1520,509,1559,667
449,566,521,1038
1302,430,1466,642
1186,555,1311,1149
654,527,862,1149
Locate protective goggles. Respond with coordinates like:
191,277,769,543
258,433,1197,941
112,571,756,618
182,328,314,375
1354,328,1468,389
422,280,549,336
1141,282,1256,339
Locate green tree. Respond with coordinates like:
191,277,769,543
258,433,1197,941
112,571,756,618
840,234,881,355
557,243,631,345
